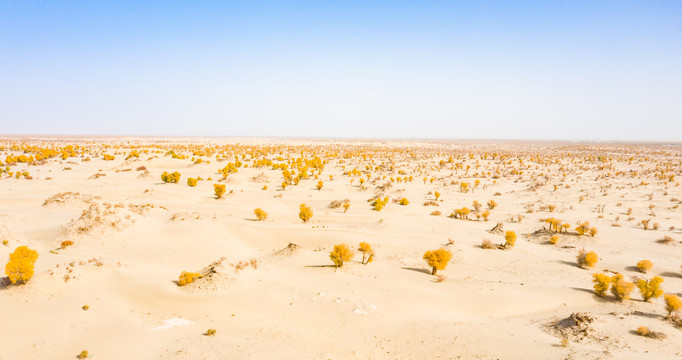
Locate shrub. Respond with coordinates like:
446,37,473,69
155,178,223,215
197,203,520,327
610,273,635,301
592,273,612,297
343,202,351,213
5,246,39,284
214,183,226,199
187,178,198,187
664,294,681,316
577,250,598,269
254,208,268,221
372,197,387,211
161,171,181,183
636,260,653,273
504,231,517,248
358,242,374,264
636,326,650,337
549,235,559,245
299,203,313,223
430,210,441,216
103,154,115,161
330,244,354,267
575,222,591,235
178,271,202,286
423,248,452,275
481,210,490,221
61,240,74,248
78,350,89,359
487,200,497,210
205,329,216,336
316,181,324,191
399,198,409,205
434,191,440,200
637,276,664,302
481,239,495,249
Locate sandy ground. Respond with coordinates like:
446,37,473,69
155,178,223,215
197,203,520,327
0,137,681,359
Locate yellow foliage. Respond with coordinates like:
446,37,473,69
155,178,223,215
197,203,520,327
637,276,663,302
178,271,202,286
61,240,74,248
330,244,354,267
358,242,374,265
636,259,653,273
316,181,324,190
504,231,517,248
254,208,268,221
161,171,181,183
423,248,452,275
343,202,351,213
664,293,681,316
187,177,198,187
399,198,409,205
610,273,635,301
214,183,226,199
487,200,497,209
577,250,598,269
299,203,313,223
549,235,559,245
592,273,612,297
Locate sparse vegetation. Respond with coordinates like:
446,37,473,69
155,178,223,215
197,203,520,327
577,250,598,269
330,244,354,267
4,246,39,284
423,248,452,275
299,203,313,223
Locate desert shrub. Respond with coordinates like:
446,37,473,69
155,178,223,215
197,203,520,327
316,180,324,191
423,248,452,275
372,197,387,211
358,242,374,264
5,246,39,284
577,250,598,269
487,200,497,210
430,210,441,216
399,198,409,205
434,191,440,200
214,183,226,199
343,202,351,213
504,231,517,248
178,271,202,286
103,154,115,161
330,244,354,267
61,240,74,248
481,239,495,249
481,210,490,221
78,350,89,359
610,273,635,301
254,208,268,221
575,222,592,235
636,326,650,337
636,259,653,273
664,294,681,316
161,171,181,183
328,200,342,209
187,177,198,187
299,203,313,223
592,273,612,297
548,204,556,212
205,329,217,336
637,276,664,302
549,235,559,245
460,182,469,192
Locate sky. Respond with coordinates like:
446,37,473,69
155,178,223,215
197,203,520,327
1,1,681,141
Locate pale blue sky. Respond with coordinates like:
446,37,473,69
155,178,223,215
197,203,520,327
1,1,681,140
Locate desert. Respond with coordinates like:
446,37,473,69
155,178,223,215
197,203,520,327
1,138,680,359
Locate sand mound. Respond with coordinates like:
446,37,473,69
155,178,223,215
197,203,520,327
275,242,305,256
545,313,595,342
42,192,101,207
61,201,155,236
250,172,269,183
185,257,258,293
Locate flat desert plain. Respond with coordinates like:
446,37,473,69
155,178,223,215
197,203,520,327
0,137,681,360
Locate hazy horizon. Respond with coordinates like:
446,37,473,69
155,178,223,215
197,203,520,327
2,1,681,141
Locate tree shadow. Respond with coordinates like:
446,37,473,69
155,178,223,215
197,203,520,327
401,267,431,275
304,265,338,269
624,266,641,272
555,260,579,268
659,271,682,279
631,310,663,319
568,287,611,303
